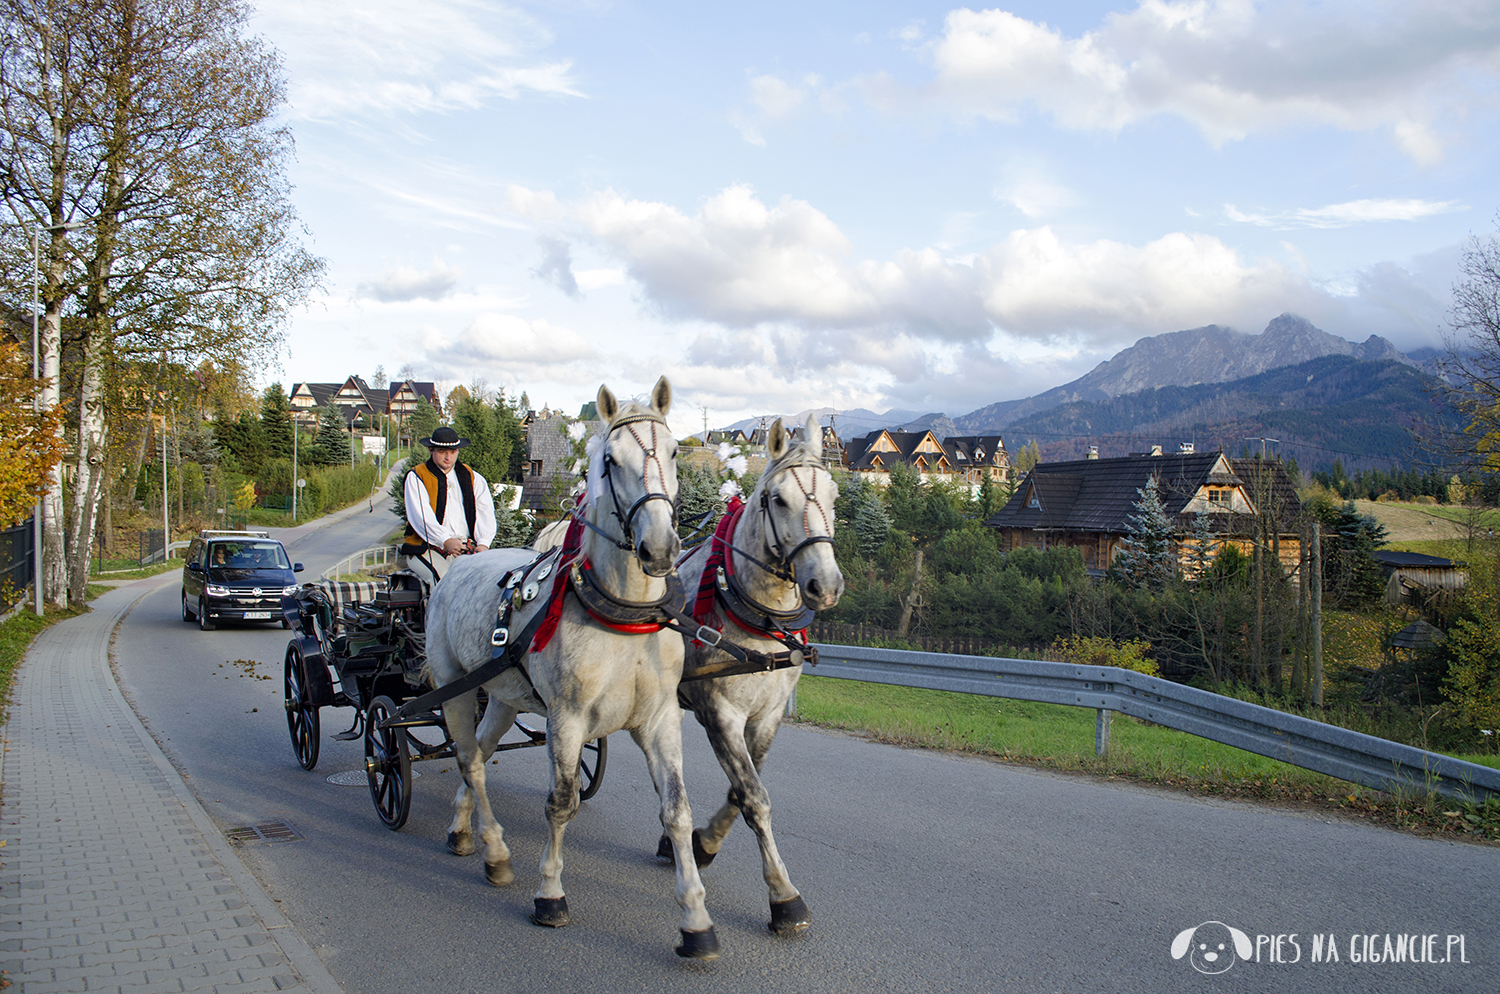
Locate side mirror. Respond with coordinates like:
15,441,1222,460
187,562,202,573
293,563,304,573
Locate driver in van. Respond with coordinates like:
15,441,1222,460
399,425,496,590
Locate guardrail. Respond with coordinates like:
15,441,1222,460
140,540,191,565
804,644,1500,804
323,544,400,581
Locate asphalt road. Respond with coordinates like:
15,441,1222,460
110,500,1498,994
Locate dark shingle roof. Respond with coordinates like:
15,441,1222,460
984,451,1300,533
1373,550,1457,568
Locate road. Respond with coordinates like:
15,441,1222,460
110,498,1497,994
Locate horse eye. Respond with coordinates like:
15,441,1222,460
773,492,789,508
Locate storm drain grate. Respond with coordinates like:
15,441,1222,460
226,820,303,844
327,769,420,786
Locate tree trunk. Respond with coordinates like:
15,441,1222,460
67,326,108,603
39,266,68,609
1311,522,1323,707
896,548,924,638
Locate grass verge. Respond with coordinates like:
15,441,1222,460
0,589,108,705
791,675,1500,845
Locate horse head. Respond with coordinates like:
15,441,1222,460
752,415,845,611
591,376,681,577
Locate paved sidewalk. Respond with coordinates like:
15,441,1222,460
0,577,344,994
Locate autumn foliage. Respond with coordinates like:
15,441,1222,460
0,341,64,527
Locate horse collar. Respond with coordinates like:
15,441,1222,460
570,559,686,631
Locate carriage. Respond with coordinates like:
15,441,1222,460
279,570,607,831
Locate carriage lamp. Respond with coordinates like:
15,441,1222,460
206,583,230,596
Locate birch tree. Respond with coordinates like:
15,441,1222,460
2,0,322,603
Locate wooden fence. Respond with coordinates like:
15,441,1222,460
806,619,1051,661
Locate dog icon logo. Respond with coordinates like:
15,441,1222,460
1171,921,1254,974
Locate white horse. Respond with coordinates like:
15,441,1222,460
667,416,844,934
423,377,722,959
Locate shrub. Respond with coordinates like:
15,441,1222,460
1050,635,1159,677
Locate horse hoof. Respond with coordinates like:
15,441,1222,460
485,859,514,887
530,896,570,927
656,834,674,862
675,926,721,960
769,895,811,934
691,828,717,868
447,831,475,857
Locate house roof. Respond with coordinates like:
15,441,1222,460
1373,550,1458,568
942,435,1007,468
984,450,1300,533
844,429,949,472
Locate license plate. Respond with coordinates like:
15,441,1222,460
244,611,272,620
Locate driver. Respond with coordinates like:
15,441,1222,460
400,425,496,589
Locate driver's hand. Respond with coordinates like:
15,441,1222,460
441,537,465,557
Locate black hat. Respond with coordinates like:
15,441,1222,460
421,426,469,449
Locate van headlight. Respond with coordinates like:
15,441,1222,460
282,585,298,596
206,584,230,596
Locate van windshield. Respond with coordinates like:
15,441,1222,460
209,541,290,570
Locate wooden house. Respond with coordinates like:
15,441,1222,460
843,429,1009,487
984,449,1301,574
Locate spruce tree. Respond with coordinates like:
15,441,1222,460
260,383,294,459
1112,476,1177,591
314,406,351,466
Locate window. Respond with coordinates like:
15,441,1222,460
1208,489,1230,504
1027,488,1041,509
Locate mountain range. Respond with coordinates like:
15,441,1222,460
720,314,1455,471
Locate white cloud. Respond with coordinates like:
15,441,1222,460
903,1,1500,163
251,0,583,120
1225,198,1465,228
356,261,463,302
993,164,1078,219
421,313,599,384
731,73,842,145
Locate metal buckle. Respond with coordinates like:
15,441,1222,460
491,628,509,647
694,625,722,647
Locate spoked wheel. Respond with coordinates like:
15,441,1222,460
365,695,412,830
283,645,320,771
579,736,608,801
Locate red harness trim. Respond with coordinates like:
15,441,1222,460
529,513,586,653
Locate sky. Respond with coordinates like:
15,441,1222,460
247,0,1500,436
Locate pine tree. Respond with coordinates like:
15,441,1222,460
1112,476,1177,591
314,406,350,466
260,383,294,459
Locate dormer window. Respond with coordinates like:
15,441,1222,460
1207,489,1230,505
1027,488,1041,509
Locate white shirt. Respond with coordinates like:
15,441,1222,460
404,462,497,553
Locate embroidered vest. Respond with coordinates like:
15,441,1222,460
402,459,478,553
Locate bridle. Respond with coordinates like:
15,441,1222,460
572,411,678,555
719,458,834,584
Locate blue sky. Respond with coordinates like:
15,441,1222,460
249,0,1500,434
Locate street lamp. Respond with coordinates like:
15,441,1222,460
30,217,94,615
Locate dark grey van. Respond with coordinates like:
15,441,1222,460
181,530,303,631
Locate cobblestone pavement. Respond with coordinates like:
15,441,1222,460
1,578,344,994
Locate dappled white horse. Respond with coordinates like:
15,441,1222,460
667,416,844,934
423,377,721,959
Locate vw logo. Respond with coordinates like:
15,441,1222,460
252,587,262,596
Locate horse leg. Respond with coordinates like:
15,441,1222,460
531,718,583,927
632,714,720,959
445,690,518,886
444,690,480,856
738,708,809,934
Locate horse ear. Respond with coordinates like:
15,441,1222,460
768,418,788,460
650,376,672,417
597,384,618,423
804,414,822,459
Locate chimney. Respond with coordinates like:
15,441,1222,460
1087,445,1099,460
1178,442,1194,454
1150,444,1162,457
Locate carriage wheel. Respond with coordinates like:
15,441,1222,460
578,736,608,801
283,646,320,771
365,696,412,831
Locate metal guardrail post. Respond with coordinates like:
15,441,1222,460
1095,709,1111,758
806,643,1500,803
